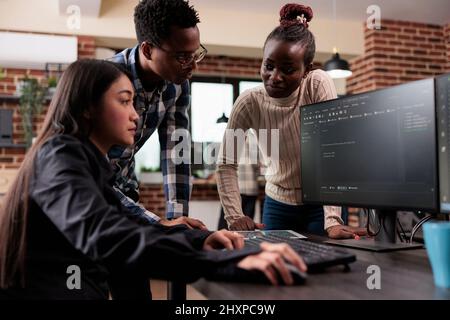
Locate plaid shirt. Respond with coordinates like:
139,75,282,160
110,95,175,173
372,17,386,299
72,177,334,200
108,45,191,222
237,164,260,196
237,131,261,196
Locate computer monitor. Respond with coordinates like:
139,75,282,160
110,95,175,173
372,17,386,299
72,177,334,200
436,73,450,213
300,77,438,251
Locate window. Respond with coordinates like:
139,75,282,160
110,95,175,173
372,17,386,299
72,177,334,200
134,130,160,174
239,81,262,94
191,82,233,142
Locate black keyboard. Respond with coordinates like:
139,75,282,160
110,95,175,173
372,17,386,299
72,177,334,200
240,230,356,271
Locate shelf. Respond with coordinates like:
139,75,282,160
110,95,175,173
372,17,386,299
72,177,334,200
0,143,26,148
0,95,20,103
0,94,52,104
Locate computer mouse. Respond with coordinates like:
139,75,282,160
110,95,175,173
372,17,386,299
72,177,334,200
284,262,308,285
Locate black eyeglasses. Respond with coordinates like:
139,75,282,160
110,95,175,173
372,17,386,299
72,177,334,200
157,44,207,68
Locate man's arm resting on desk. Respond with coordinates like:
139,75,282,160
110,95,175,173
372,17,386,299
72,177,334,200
113,186,207,229
324,206,367,239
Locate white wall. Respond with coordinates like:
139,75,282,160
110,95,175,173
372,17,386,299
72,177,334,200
0,31,78,69
197,6,364,56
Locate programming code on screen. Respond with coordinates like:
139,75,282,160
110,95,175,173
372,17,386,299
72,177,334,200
301,78,437,211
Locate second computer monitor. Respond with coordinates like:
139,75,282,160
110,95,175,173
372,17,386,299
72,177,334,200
300,78,438,212
436,73,450,213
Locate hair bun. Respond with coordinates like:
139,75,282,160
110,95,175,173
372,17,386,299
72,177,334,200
279,3,313,28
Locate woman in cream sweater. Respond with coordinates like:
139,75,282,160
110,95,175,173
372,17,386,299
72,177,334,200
216,3,366,239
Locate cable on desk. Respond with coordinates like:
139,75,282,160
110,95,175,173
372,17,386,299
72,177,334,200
409,214,434,244
366,208,382,237
396,217,408,243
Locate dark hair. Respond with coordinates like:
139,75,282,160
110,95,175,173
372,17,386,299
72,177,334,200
0,59,132,288
264,3,316,67
134,0,200,46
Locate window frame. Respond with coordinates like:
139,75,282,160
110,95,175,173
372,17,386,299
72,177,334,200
188,75,261,136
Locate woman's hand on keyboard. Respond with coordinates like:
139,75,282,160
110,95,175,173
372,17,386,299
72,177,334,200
203,229,245,250
327,225,368,239
237,242,307,285
229,216,265,231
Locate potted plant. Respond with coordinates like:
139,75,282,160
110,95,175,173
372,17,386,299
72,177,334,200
139,166,163,184
18,77,46,148
46,76,58,98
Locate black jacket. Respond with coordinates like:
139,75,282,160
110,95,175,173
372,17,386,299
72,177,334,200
1,135,259,300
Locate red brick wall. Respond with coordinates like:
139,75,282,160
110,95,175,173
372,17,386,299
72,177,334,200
445,23,450,72
194,56,323,79
196,55,262,78
140,182,269,219
139,185,167,217
347,19,449,94
77,36,96,59
140,183,223,218
0,103,46,169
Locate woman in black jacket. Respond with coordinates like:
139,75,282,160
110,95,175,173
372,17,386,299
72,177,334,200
0,60,306,300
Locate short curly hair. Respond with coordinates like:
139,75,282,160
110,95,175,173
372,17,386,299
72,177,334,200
134,0,200,46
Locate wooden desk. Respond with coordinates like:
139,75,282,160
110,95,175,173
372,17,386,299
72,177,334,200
193,236,450,300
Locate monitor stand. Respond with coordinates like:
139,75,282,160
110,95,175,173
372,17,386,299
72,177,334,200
324,210,423,252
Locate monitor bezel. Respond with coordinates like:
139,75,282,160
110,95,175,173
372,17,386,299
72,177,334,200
436,73,450,214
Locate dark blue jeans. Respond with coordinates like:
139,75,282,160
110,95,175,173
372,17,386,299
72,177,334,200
262,196,348,236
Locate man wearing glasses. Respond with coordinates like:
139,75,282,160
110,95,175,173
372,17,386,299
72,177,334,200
108,0,208,229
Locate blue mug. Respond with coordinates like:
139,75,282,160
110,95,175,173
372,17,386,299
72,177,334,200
423,222,450,288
